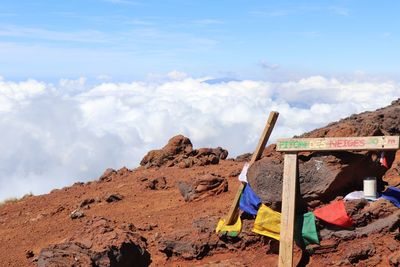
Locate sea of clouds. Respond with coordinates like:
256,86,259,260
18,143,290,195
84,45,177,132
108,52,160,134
0,73,399,200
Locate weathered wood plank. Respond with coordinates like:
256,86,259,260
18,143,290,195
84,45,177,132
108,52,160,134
225,111,279,225
278,153,298,267
249,111,280,165
276,136,400,152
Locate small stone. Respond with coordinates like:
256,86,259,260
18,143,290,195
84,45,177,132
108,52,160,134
25,250,34,258
79,198,95,208
389,251,400,266
105,193,123,203
346,243,375,264
99,168,116,182
145,176,168,190
70,209,85,220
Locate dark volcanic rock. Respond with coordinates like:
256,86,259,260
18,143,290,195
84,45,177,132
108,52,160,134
99,168,116,182
37,242,93,267
345,243,376,264
80,198,96,208
140,135,193,168
37,217,151,267
70,209,85,219
248,151,386,208
383,150,400,187
140,135,228,168
105,193,123,203
157,215,269,261
235,153,252,162
145,176,168,190
158,233,215,260
177,173,228,202
319,209,400,240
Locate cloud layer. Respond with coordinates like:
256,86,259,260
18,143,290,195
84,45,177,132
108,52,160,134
0,74,399,200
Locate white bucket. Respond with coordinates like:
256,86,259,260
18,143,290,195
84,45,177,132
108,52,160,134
363,177,377,200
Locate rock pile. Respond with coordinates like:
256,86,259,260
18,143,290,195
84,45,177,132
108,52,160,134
37,217,151,267
140,135,228,168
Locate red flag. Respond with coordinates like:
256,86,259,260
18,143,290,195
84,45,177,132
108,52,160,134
380,152,388,168
313,200,353,228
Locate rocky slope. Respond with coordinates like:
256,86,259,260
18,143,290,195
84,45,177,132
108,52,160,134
0,99,399,267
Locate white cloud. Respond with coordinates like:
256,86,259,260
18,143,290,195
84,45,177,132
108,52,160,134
167,70,188,80
0,75,399,200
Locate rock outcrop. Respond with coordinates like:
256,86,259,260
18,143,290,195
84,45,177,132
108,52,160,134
140,135,228,168
248,152,387,209
177,173,228,202
384,150,400,187
37,217,151,267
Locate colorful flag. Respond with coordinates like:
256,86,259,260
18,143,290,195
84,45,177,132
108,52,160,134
216,216,242,237
380,152,388,168
252,204,281,240
381,186,400,208
313,200,353,228
239,184,261,216
253,205,320,247
295,212,320,248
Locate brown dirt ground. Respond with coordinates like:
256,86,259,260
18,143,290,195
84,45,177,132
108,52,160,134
1,161,398,266
1,161,282,266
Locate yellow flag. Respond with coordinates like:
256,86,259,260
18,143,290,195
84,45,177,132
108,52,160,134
216,216,242,237
252,204,281,240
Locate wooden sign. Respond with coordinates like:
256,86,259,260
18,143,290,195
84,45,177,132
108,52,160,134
277,135,400,267
276,136,400,152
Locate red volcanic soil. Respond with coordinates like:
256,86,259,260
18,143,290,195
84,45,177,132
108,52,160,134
0,161,282,266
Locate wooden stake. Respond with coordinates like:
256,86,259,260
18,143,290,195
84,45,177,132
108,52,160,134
278,152,298,267
225,111,279,225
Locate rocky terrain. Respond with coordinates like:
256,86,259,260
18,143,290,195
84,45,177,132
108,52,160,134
0,99,399,267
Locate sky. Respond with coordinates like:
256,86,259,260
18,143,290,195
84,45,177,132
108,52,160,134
0,1,399,200
1,0,399,81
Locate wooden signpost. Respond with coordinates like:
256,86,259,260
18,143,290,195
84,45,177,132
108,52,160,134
277,136,400,152
276,136,400,267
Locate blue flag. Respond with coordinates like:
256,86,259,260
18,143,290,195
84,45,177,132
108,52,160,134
381,186,400,208
239,184,261,216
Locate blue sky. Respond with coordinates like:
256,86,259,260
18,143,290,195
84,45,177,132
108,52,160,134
0,1,399,81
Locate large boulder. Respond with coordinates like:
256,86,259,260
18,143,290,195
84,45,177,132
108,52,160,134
247,151,387,210
140,135,228,168
37,217,151,267
140,135,193,167
383,150,400,187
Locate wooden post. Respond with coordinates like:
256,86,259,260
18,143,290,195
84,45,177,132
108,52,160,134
225,111,279,225
278,152,298,267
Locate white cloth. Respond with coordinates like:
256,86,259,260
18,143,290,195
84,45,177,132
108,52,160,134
238,162,250,183
344,191,365,201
